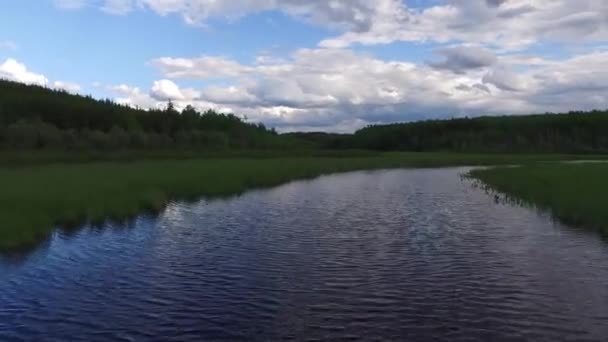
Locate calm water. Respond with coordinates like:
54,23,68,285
1,168,608,341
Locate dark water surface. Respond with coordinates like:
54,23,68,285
1,168,608,341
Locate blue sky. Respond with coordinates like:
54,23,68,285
2,1,338,94
1,0,607,132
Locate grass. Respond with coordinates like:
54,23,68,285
0,149,380,166
469,162,608,234
0,152,605,251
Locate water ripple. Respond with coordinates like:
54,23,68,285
1,168,608,341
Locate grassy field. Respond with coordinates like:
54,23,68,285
0,149,380,166
0,152,604,251
470,162,608,234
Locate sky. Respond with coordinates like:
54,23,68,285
1,0,607,132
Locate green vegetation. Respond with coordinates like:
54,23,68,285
0,79,288,151
0,148,379,166
0,153,596,252
345,111,608,153
469,163,608,234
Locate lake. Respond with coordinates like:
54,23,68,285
1,168,607,341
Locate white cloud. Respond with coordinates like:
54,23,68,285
429,46,497,73
142,47,608,131
151,79,185,100
202,85,258,105
151,56,253,79
0,59,82,95
523,51,608,110
320,0,608,51
150,79,200,101
0,59,83,95
112,0,390,32
108,81,225,113
55,1,608,53
109,84,159,108
53,81,82,93
482,68,529,92
48,0,604,55
0,58,48,86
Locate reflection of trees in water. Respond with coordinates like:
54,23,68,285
0,191,251,265
0,215,153,266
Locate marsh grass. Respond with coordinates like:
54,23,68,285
0,152,604,251
469,163,608,235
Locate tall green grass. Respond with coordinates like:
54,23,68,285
0,152,603,251
470,163,608,234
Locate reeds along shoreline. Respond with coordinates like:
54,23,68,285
469,163,608,235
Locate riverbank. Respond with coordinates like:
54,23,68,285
469,163,608,235
1,152,604,251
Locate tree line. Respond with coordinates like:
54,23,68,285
0,79,283,150
348,111,608,153
290,111,608,154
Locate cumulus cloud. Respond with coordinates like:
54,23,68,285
108,81,230,113
109,84,159,109
0,59,82,95
201,86,259,106
94,0,394,31
54,1,608,52
0,58,48,86
429,46,497,73
151,56,253,79
151,79,200,101
455,83,491,94
523,51,608,110
140,48,608,131
320,0,608,50
53,81,82,93
485,0,506,7
482,68,528,92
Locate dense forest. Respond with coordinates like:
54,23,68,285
349,111,608,153
0,80,283,150
1,78,608,153
287,111,608,153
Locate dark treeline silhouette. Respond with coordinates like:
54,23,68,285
293,112,608,153
349,112,608,153
281,132,353,149
0,79,283,150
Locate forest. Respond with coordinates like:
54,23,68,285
291,111,608,153
0,79,283,151
349,111,608,153
1,78,608,154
